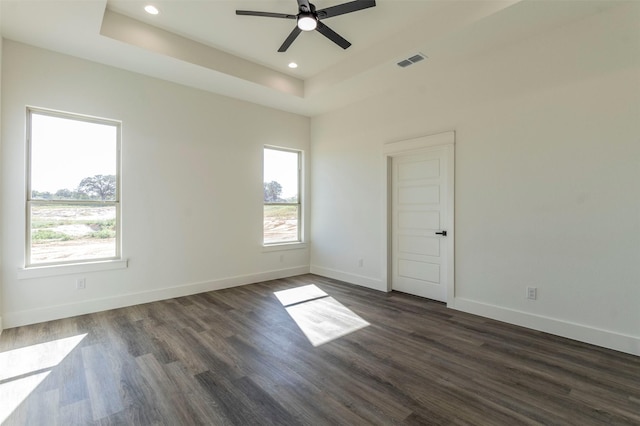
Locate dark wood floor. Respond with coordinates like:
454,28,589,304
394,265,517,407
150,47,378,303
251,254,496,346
1,274,639,425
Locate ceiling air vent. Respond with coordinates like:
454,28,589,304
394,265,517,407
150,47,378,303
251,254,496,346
397,53,427,68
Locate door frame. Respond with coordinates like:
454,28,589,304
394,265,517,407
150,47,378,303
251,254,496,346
382,131,455,306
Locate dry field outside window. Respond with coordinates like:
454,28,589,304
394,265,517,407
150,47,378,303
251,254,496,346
30,204,116,263
264,205,298,244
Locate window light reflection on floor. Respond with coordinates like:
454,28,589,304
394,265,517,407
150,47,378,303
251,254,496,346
0,333,87,423
274,284,370,347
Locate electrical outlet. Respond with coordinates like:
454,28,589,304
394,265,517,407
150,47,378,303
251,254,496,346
526,287,537,300
76,278,86,290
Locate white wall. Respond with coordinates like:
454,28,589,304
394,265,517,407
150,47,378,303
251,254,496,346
310,3,640,355
1,41,310,327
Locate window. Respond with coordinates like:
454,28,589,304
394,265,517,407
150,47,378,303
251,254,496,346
263,147,301,245
26,108,121,266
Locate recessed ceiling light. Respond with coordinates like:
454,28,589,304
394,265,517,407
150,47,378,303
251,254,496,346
288,62,298,69
144,5,159,15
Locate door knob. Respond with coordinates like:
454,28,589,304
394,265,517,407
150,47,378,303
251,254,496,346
435,231,447,236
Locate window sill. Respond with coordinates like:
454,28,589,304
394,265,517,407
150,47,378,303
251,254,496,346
18,259,128,280
262,242,307,252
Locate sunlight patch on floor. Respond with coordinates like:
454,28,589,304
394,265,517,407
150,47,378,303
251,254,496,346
274,285,369,347
274,284,328,306
0,333,87,423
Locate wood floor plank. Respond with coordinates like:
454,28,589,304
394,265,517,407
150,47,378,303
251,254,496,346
194,370,267,425
81,344,124,421
163,361,235,426
135,353,203,424
25,388,60,426
58,399,92,425
1,274,638,425
54,346,90,407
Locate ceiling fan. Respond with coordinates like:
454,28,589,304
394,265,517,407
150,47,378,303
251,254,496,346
236,0,376,52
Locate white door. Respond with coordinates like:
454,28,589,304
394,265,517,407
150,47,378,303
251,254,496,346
391,147,452,302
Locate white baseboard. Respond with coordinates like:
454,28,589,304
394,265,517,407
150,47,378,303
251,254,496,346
3,266,310,328
452,297,640,356
310,265,385,291
308,267,639,357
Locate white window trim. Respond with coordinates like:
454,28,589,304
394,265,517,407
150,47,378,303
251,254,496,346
25,107,122,268
261,242,307,252
17,259,128,280
263,145,303,246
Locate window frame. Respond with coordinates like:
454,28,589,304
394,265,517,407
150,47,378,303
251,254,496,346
263,145,302,246
25,107,122,268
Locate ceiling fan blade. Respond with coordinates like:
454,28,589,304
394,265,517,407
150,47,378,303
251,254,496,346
278,26,303,52
316,0,376,19
296,0,313,13
236,10,297,19
315,21,351,50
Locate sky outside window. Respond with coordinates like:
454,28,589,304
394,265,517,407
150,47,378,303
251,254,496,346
31,113,116,194
264,148,298,201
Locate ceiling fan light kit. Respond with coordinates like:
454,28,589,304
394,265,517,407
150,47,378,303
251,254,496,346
236,0,376,52
297,14,318,31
